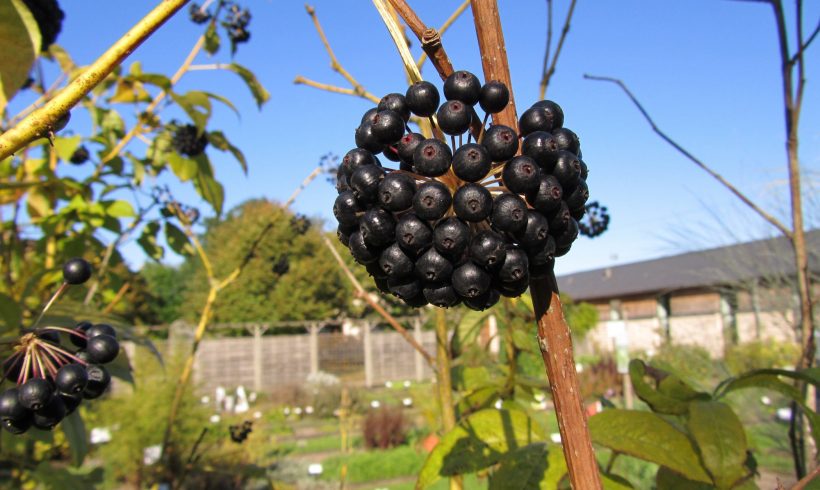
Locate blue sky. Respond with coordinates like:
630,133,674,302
22,0,820,275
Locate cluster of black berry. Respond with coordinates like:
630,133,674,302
290,214,311,236
228,420,253,443
69,145,89,165
22,0,64,52
172,124,209,157
189,2,212,24
271,256,289,276
224,4,251,46
579,201,609,238
0,259,118,434
333,71,590,310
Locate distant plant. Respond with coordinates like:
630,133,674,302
724,340,800,376
363,406,407,449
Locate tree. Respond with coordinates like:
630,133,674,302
181,199,353,324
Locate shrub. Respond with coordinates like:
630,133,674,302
724,340,800,375
650,343,717,387
363,406,407,449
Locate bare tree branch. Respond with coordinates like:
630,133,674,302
539,0,577,99
584,74,793,238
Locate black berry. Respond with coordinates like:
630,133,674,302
482,125,519,162
443,71,481,105
55,364,89,395
413,181,452,221
405,81,440,117
378,93,411,122
86,335,119,364
63,258,92,285
502,156,541,194
453,183,492,222
436,100,471,136
413,139,453,177
479,81,510,114
172,124,208,157
452,143,491,182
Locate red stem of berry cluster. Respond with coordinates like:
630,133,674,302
469,1,603,488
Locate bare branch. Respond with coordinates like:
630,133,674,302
293,76,380,103
789,18,820,66
584,74,793,238
539,0,577,99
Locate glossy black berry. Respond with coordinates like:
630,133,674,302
342,148,379,177
414,248,453,283
433,218,470,258
498,248,530,283
554,218,579,250
397,133,424,166
55,364,89,395
479,81,510,114
60,392,82,415
86,323,116,339
452,262,491,299
452,143,491,182
32,394,66,430
69,145,89,165
360,208,396,248
86,335,119,364
189,3,211,23
423,284,461,308
378,93,411,122
502,156,541,194
387,276,422,300
453,183,492,222
334,191,362,227
83,365,111,400
63,257,92,285
395,214,433,256
355,123,385,154
519,101,564,136
350,165,385,205
378,172,417,212
371,110,406,144
379,243,414,279
413,181,452,221
19,378,53,411
436,100,471,136
403,293,429,308
527,236,557,271
469,231,507,271
522,131,560,170
463,288,500,311
532,100,564,128
349,230,381,265
526,175,563,214
552,151,582,189
0,389,29,424
491,193,528,233
548,201,572,232
172,124,208,157
405,81,440,117
482,125,519,162
443,71,481,105
413,139,452,177
516,211,550,251
565,180,589,210
552,127,580,155
361,107,379,125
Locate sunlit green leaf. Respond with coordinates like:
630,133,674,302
687,401,747,489
104,199,135,218
0,0,40,114
417,409,544,488
204,22,220,54
488,442,567,490
137,221,164,261
53,135,82,162
61,411,87,467
207,130,247,174
167,152,198,182
629,360,701,415
165,222,194,256
589,409,712,484
170,90,212,133
226,62,270,108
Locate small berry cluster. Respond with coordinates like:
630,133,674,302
0,259,118,434
228,420,253,443
189,2,212,24
225,3,251,45
69,145,89,165
333,71,590,310
172,124,209,157
579,201,609,238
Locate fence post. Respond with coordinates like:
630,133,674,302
413,317,424,381
252,325,264,393
364,321,374,387
309,323,320,376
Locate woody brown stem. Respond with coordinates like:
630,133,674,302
470,1,602,488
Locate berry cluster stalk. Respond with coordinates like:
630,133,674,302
0,0,191,160
468,1,602,488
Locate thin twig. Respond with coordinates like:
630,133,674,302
791,465,820,490
538,0,577,99
584,74,793,238
293,76,380,104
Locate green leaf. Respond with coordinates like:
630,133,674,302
193,154,224,214
488,442,567,490
716,370,820,453
452,365,493,391
456,386,501,421
167,152,198,182
165,222,194,256
61,411,87,466
207,130,247,174
226,62,270,108
452,309,492,355
687,401,747,489
131,72,171,91
53,135,82,162
203,91,239,117
170,90,212,133
656,466,714,490
602,474,635,489
32,461,103,490
204,22,220,54
47,44,76,74
0,292,21,330
589,409,712,484
106,345,135,385
416,409,544,488
137,221,164,261
629,360,695,415
100,108,125,136
104,199,135,218
0,0,40,114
